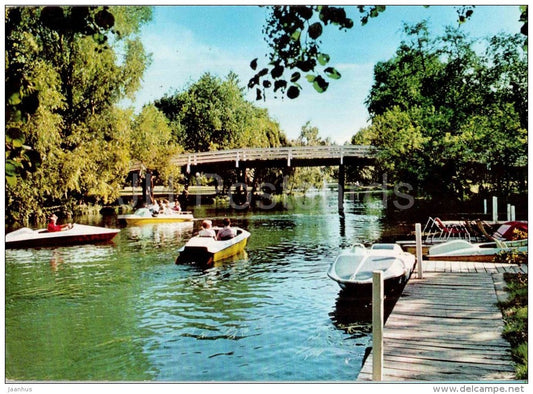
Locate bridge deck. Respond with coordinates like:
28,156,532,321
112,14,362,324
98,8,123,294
169,145,376,170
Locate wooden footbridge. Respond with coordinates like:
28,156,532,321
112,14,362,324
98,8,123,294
167,145,377,212
170,145,377,173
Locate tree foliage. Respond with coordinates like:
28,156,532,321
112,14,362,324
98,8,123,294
5,6,153,222
130,105,183,185
285,121,334,194
250,5,486,100
155,72,288,152
353,23,527,198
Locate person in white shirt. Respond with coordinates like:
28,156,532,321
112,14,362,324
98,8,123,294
198,220,216,238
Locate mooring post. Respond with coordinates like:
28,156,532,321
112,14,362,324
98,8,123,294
415,223,423,279
338,164,345,214
372,270,384,381
492,196,498,223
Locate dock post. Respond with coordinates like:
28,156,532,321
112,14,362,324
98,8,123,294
511,205,516,221
483,199,487,215
492,196,498,223
338,164,345,214
507,204,511,221
372,270,384,381
415,223,423,279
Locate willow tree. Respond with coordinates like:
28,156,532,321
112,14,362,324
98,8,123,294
130,104,183,189
5,6,153,223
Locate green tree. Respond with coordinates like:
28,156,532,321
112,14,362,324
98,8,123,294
6,6,153,223
155,72,287,152
354,24,527,198
285,122,333,194
154,72,290,200
130,105,183,186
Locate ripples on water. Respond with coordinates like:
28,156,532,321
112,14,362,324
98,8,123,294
5,193,394,381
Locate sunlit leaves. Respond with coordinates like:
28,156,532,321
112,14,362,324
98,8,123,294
6,128,25,148
324,67,341,79
6,5,121,191
317,53,330,66
6,6,153,221
359,5,386,26
291,29,301,41
249,5,355,99
154,73,287,152
312,76,329,93
8,92,22,105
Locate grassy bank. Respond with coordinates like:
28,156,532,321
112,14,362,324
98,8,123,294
499,270,528,380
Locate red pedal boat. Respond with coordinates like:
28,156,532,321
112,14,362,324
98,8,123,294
6,224,120,249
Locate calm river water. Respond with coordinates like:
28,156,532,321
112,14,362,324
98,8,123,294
6,192,411,382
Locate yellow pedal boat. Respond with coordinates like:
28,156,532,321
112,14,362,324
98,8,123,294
118,208,194,225
176,227,250,266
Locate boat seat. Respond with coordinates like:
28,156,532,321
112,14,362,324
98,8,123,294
334,256,359,280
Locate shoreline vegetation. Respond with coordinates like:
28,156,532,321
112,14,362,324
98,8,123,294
7,185,528,229
500,270,528,380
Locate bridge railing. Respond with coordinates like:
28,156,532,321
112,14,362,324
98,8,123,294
170,145,376,168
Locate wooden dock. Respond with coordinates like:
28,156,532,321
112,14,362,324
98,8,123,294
357,260,527,382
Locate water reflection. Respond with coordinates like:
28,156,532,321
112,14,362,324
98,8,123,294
331,291,401,326
124,222,194,247
6,243,117,271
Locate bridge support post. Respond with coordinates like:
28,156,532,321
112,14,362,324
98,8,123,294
338,164,345,214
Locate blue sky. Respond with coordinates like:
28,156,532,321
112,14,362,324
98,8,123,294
131,4,524,145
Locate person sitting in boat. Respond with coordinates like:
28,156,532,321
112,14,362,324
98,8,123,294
157,199,166,214
216,218,236,240
134,204,152,217
172,200,181,212
162,200,174,215
47,213,73,232
198,220,216,238
148,202,159,216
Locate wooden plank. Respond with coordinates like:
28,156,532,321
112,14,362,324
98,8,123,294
358,355,515,381
390,308,504,320
384,336,511,352
383,343,513,365
357,269,517,382
421,261,526,275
